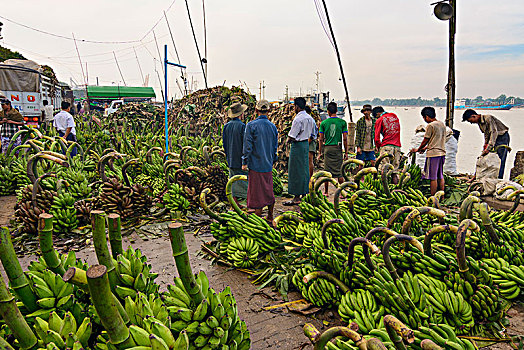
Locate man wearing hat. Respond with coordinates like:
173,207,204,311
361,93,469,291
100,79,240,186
223,101,248,203
355,104,377,166
462,109,510,179
1,99,24,155
242,100,278,224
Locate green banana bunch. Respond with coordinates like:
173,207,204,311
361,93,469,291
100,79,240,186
114,246,160,299
309,249,345,276
50,191,79,234
33,312,92,350
393,246,456,279
24,270,76,320
209,221,235,242
124,292,169,330
482,258,524,300
162,183,191,214
10,157,31,188
226,237,259,268
334,330,396,350
0,165,16,195
292,265,341,308
275,212,301,239
469,284,504,323
135,173,165,197
28,251,86,274
413,323,475,350
338,289,385,333
301,222,327,251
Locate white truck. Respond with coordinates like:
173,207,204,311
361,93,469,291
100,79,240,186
104,100,124,117
0,59,63,127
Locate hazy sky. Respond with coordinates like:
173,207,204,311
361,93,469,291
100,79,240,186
2,0,523,101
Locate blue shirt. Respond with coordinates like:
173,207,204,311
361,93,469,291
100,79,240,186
242,115,278,173
222,118,245,169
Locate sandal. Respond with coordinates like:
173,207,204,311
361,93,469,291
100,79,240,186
283,201,300,206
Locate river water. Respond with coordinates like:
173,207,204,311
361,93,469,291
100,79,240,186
350,106,523,178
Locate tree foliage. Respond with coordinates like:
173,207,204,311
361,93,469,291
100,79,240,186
0,45,25,62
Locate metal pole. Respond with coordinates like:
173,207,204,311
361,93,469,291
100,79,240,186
320,0,353,122
445,0,457,129
164,45,169,153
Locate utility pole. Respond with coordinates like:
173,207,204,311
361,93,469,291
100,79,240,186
315,71,321,93
320,0,353,122
134,47,145,86
262,80,266,99
285,85,289,103
445,0,457,129
113,51,127,86
259,82,262,100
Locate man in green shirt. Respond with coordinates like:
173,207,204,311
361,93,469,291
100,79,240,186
318,102,348,195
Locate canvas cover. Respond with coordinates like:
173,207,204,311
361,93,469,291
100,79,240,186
0,59,41,92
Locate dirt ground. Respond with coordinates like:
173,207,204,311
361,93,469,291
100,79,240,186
1,191,523,349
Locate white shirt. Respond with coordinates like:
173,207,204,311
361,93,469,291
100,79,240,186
53,110,76,135
288,110,316,142
43,105,54,122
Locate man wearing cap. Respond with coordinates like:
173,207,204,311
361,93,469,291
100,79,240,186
285,97,316,205
462,109,509,179
242,100,278,223
1,99,24,155
373,106,401,173
223,101,248,203
355,104,377,166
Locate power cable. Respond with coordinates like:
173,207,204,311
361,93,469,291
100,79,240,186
184,0,208,88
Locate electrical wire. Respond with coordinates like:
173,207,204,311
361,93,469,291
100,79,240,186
313,0,335,48
184,0,208,88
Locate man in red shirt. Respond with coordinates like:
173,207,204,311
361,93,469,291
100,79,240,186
373,106,401,173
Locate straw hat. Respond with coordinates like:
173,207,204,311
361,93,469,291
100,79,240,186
227,102,248,118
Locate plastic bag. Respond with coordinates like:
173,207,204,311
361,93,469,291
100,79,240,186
444,135,458,175
409,132,426,171
476,153,500,180
494,181,523,201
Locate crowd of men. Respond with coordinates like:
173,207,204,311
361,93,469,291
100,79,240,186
223,98,511,224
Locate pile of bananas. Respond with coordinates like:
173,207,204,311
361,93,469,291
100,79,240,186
14,201,43,236
74,199,93,225
50,192,79,233
114,247,159,299
98,178,134,219
338,289,384,333
275,212,301,239
413,323,475,350
201,165,228,202
135,173,165,197
162,183,191,214
226,237,259,268
470,284,503,322
0,165,16,195
34,312,92,350
59,169,92,199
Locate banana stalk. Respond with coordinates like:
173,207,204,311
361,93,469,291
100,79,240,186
168,222,205,305
354,167,378,184
333,181,358,215
400,207,446,235
321,218,344,249
98,152,124,182
121,158,139,187
381,163,394,197
314,177,338,193
348,189,377,215
384,314,414,349
348,237,380,271
421,339,443,350
199,188,225,223
0,227,38,312
387,206,415,228
374,153,393,175
6,128,31,157
309,171,332,202
456,219,479,283
91,210,118,290
86,265,133,348
165,163,178,188
458,195,480,221
363,227,398,267
341,159,365,182
107,214,123,258
304,323,366,350
423,225,458,257
426,190,445,210
0,273,38,349
226,175,248,219
0,335,14,350
475,202,500,245
383,234,423,281
505,189,524,219
38,213,66,276
31,172,56,208
27,152,69,185
302,271,350,294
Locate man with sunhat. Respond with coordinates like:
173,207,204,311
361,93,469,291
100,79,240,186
242,100,278,224
223,100,248,203
1,98,24,155
462,109,510,179
355,104,377,166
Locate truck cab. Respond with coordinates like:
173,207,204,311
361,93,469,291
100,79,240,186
104,100,124,117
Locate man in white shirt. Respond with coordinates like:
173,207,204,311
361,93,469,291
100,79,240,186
285,97,316,205
53,101,78,157
42,100,54,131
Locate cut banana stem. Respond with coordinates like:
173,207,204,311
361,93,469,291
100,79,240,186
354,167,378,184
381,163,394,197
400,207,446,235
348,189,377,215
341,158,364,182
459,195,480,221
313,326,366,350
363,227,398,268
333,181,358,215
199,188,224,223
456,219,480,283
302,271,350,294
374,153,393,176
91,210,118,290
421,339,443,350
475,202,501,245
38,213,66,276
121,158,139,187
86,265,133,348
168,222,205,305
0,227,39,312
348,237,380,271
384,314,415,345
383,234,422,281
367,338,389,350
387,206,415,229
424,225,458,256
108,214,124,259
0,272,38,349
